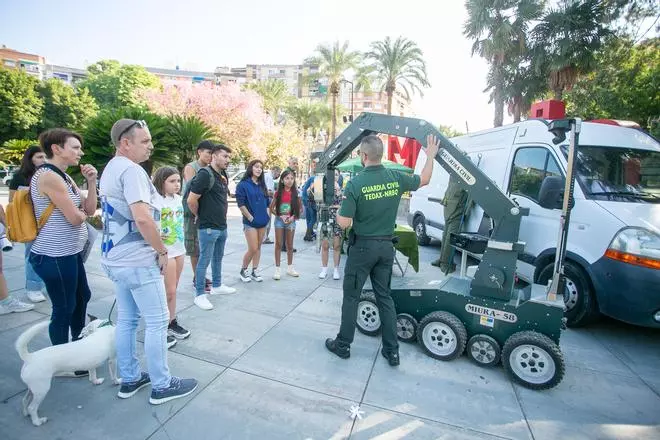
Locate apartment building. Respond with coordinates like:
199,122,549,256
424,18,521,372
243,63,321,99
44,64,88,85
0,45,45,79
339,86,414,118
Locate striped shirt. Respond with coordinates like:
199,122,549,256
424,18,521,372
30,167,87,257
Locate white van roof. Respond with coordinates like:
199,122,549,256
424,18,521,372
450,119,659,152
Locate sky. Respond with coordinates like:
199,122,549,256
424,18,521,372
0,0,509,132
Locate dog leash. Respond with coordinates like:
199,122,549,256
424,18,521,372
99,299,117,328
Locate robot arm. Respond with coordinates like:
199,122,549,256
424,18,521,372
315,112,530,300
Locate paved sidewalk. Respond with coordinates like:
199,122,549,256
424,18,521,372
1,209,659,440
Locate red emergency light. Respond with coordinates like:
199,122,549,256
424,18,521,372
530,100,566,120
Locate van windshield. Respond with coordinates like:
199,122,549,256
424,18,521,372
561,145,660,203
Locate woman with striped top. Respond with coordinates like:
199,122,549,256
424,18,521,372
29,128,98,346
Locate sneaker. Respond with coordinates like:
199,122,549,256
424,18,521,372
287,267,300,277
194,294,214,310
211,284,236,295
0,296,34,315
325,338,350,359
263,238,273,244
333,268,341,280
250,269,263,282
381,349,400,366
26,290,47,303
319,268,328,279
55,370,89,378
149,376,198,405
273,267,281,280
168,319,191,339
239,268,252,283
167,335,177,349
117,372,151,399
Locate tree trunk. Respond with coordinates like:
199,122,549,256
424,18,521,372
493,85,504,127
553,88,563,101
331,91,337,142
387,92,393,115
513,95,522,123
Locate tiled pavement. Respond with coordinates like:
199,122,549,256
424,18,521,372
1,209,659,440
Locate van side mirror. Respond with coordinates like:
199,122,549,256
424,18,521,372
538,175,564,209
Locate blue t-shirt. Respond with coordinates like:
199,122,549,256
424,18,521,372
235,178,270,228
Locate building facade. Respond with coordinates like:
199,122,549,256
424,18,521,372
339,86,414,119
0,45,45,79
43,64,88,85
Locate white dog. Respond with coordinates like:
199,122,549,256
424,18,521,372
15,317,119,426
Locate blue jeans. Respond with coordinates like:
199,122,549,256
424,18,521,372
102,264,171,390
196,228,227,296
25,242,44,291
29,252,91,345
304,201,317,231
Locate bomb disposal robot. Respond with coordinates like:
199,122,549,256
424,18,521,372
312,113,583,390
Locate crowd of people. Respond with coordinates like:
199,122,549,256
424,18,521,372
0,118,351,405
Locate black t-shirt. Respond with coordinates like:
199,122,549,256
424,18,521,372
9,172,29,190
189,166,229,230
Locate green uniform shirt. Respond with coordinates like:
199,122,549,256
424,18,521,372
339,164,421,236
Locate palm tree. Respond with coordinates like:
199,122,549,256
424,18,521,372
464,0,544,127
287,99,333,144
311,41,361,141
364,36,430,115
531,0,611,101
244,79,293,121
169,114,217,165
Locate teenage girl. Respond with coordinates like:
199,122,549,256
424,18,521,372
153,167,190,349
236,159,270,282
319,177,343,280
270,169,302,279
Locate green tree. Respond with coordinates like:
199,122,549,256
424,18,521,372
365,36,430,115
0,67,43,144
169,114,217,166
260,122,308,170
81,108,179,179
0,139,38,165
565,37,660,130
531,0,611,100
437,125,464,138
311,41,361,141
37,79,99,132
79,60,160,109
244,79,293,120
464,0,544,127
287,99,333,141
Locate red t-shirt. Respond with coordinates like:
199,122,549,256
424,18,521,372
274,189,294,217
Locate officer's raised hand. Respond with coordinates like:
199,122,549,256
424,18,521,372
426,134,440,158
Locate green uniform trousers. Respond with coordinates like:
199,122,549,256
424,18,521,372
439,204,464,269
337,239,398,353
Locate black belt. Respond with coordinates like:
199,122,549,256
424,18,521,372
355,235,394,241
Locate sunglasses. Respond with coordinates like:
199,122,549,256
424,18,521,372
117,120,148,142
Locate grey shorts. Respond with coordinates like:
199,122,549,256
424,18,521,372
184,215,199,256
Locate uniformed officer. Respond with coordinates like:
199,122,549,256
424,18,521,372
325,133,439,366
431,175,469,273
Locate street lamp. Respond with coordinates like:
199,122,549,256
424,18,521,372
340,79,354,123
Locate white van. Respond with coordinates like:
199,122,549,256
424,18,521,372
408,119,660,328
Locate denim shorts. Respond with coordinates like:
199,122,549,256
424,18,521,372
274,217,296,230
243,223,266,231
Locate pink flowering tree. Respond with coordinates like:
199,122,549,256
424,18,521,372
139,81,270,161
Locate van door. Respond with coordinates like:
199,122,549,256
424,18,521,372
507,146,564,280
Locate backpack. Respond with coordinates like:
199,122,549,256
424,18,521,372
182,167,216,214
6,164,75,243
6,181,54,243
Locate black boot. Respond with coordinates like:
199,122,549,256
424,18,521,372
325,338,350,359
381,348,400,366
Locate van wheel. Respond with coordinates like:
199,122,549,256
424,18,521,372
537,261,599,327
413,215,431,246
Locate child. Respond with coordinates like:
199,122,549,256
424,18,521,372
236,160,270,282
319,177,343,280
153,167,190,349
270,169,302,279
